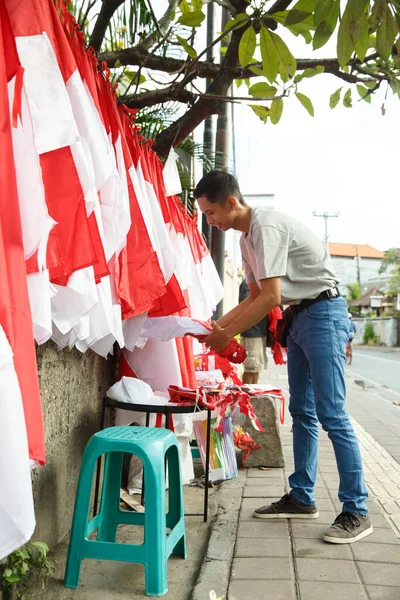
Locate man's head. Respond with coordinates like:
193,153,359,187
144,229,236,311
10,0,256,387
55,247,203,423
193,170,246,232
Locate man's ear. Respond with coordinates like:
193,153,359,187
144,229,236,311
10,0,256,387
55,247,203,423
227,195,238,211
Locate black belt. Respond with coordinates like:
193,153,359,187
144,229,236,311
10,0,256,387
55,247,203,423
289,287,341,317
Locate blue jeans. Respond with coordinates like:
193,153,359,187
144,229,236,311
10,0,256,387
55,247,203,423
287,296,368,515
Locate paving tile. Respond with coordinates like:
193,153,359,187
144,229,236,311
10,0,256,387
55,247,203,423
366,585,400,600
357,527,400,544
358,562,400,586
299,581,367,600
235,538,290,558
237,521,289,539
313,498,334,511
294,538,352,560
370,513,390,528
297,511,335,525
243,486,285,498
331,500,382,515
352,542,400,563
242,497,282,509
295,558,360,583
318,465,338,473
229,579,295,600
245,477,284,486
291,523,328,540
247,469,284,479
318,458,337,466
232,557,292,580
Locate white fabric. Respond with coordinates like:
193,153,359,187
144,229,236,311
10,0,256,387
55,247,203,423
66,71,114,193
51,267,98,337
27,270,56,345
8,76,55,265
123,313,148,351
135,160,175,283
107,377,169,406
16,33,79,154
140,316,209,342
163,148,182,196
0,326,35,560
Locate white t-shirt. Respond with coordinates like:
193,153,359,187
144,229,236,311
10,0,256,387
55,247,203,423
240,208,339,303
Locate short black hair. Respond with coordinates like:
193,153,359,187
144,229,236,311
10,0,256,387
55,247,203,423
193,169,245,206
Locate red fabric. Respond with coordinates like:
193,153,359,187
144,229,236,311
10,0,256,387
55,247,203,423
0,2,45,463
197,351,242,386
39,146,108,285
118,353,138,380
268,306,286,365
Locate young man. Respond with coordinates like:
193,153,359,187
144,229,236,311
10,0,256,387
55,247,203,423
194,170,372,544
238,279,268,384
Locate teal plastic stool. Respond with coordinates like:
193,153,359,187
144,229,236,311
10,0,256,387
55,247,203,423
64,426,186,596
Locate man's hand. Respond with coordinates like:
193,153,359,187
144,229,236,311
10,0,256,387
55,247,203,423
203,321,230,353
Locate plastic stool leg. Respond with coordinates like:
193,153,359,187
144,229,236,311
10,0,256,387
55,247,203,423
97,451,124,543
166,445,186,558
64,448,98,588
142,452,167,596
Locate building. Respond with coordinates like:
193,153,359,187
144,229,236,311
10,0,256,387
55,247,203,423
328,243,385,292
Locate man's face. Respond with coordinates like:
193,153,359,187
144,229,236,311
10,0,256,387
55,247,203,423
197,195,235,231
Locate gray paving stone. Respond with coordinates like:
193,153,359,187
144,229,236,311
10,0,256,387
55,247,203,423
291,523,329,539
366,585,400,600
231,557,292,580
318,458,337,466
245,477,285,486
296,558,360,583
370,513,391,528
331,500,382,515
239,507,287,522
358,562,400,586
243,486,285,498
357,527,400,544
299,581,367,600
229,579,295,600
242,497,280,509
246,468,284,479
352,542,400,563
297,511,335,525
313,498,335,511
237,521,289,539
235,538,290,558
294,538,352,560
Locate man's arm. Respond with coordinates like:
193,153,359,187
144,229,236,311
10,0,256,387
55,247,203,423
204,278,281,352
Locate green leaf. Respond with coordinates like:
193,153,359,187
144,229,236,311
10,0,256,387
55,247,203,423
353,13,370,61
179,0,190,13
357,84,372,102
286,10,312,26
337,5,355,67
32,542,49,553
270,98,284,124
239,26,256,67
249,65,265,76
4,568,12,577
224,13,249,31
249,104,270,123
348,0,369,22
343,88,352,107
177,10,205,27
260,26,279,83
270,30,297,78
248,82,277,97
176,35,197,58
125,70,146,85
329,87,342,108
295,92,314,116
235,78,243,89
4,574,20,583
313,0,340,49
220,46,228,56
377,3,398,61
192,0,203,9
294,65,324,83
314,0,332,26
369,0,385,32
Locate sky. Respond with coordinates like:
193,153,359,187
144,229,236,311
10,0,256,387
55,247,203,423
152,1,400,251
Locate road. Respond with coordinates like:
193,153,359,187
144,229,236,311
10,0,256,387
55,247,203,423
346,346,400,396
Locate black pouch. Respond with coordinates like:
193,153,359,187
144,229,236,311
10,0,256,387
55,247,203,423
275,307,294,348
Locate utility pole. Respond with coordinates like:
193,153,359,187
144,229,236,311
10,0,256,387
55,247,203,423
312,211,340,247
201,2,215,249
355,244,361,290
211,6,230,320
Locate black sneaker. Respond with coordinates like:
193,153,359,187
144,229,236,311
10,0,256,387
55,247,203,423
323,511,373,544
253,493,319,519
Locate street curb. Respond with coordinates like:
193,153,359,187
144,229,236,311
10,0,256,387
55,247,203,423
191,472,246,600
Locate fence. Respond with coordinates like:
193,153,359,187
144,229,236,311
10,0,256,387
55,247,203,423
353,317,399,347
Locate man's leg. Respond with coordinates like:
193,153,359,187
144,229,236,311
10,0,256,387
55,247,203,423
253,329,319,519
298,297,371,542
287,331,319,507
242,371,259,384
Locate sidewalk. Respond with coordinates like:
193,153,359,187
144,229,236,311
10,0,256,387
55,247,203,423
223,366,400,600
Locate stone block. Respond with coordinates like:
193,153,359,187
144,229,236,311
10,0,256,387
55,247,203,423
299,582,367,600
242,395,285,468
296,558,360,583
229,580,295,600
232,557,292,580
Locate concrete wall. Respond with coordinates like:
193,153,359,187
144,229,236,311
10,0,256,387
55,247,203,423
31,342,117,548
353,317,399,347
331,256,382,288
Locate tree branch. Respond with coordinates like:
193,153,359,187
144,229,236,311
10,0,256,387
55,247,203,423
140,0,180,51
123,84,196,109
89,0,125,53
